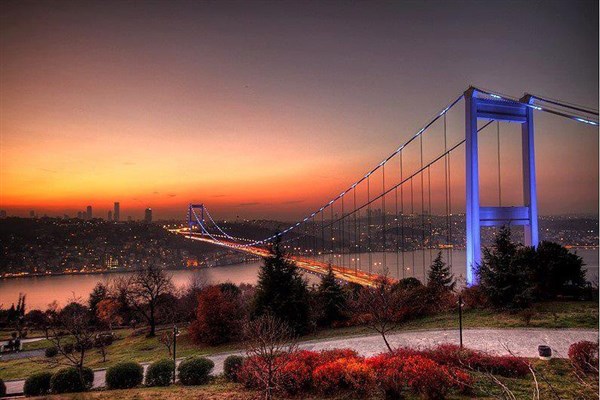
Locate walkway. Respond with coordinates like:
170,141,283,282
4,327,597,395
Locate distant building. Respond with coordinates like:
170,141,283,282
0,210,6,219
29,210,35,218
77,211,83,219
114,202,120,222
108,210,112,221
86,205,92,220
127,216,132,222
144,208,153,223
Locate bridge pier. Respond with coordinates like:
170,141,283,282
464,88,539,286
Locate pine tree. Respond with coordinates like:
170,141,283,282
253,236,311,334
317,264,347,327
427,252,455,291
477,226,534,310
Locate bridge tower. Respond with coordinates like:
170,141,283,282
465,87,539,286
188,203,204,235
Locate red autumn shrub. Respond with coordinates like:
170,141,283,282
402,355,455,400
318,348,360,364
568,341,599,374
427,344,529,378
313,357,375,395
367,353,408,398
279,359,312,395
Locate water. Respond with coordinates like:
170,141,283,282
0,249,597,310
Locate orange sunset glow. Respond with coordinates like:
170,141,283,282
1,1,598,221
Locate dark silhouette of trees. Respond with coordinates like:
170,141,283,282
427,252,455,291
477,227,535,310
316,264,348,327
531,241,586,299
253,237,311,334
117,264,174,337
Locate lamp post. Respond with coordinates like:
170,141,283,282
458,295,464,348
172,325,180,384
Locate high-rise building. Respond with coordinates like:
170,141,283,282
144,208,152,223
114,202,120,222
108,210,113,221
86,205,92,220
0,210,6,219
29,210,35,218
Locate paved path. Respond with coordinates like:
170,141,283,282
4,328,597,395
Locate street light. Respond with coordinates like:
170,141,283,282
172,325,180,383
457,295,464,348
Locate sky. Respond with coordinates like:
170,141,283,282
1,0,598,221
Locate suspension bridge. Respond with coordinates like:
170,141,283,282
176,86,598,287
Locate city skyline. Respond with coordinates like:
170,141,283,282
1,1,598,220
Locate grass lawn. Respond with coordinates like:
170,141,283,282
27,360,600,400
1,301,597,381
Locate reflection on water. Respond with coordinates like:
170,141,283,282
0,249,597,310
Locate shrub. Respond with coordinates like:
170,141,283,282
279,358,313,395
45,346,58,357
145,358,175,387
24,372,53,396
106,361,143,389
178,356,214,385
0,378,5,397
50,367,94,393
62,342,74,354
313,357,375,395
223,355,244,382
427,344,529,378
402,355,455,399
568,341,599,374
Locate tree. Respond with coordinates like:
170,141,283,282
477,227,534,310
119,264,175,337
88,283,108,323
531,241,586,299
253,237,311,334
316,264,348,327
96,299,122,332
45,300,96,374
243,314,297,400
427,252,456,291
189,285,244,345
353,276,405,353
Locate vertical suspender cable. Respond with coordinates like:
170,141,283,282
354,188,358,275
497,121,502,206
410,177,415,277
428,165,433,266
395,186,399,279
444,113,451,268
400,151,405,278
341,196,345,270
420,135,426,280
382,164,386,274
368,175,372,274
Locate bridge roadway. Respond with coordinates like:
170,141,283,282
172,229,383,287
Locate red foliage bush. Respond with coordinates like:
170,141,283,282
427,344,529,378
313,357,375,395
568,341,599,374
460,285,490,309
279,359,312,395
402,355,456,399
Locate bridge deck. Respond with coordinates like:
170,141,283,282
174,230,384,286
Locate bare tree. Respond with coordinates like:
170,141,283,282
352,275,405,352
45,300,96,372
243,314,298,400
117,264,175,337
159,329,175,356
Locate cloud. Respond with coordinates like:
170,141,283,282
238,202,260,207
212,194,228,198
122,161,135,165
38,168,58,173
167,193,177,197
153,191,160,195
282,199,304,205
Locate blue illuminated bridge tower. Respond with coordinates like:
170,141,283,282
464,87,539,285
